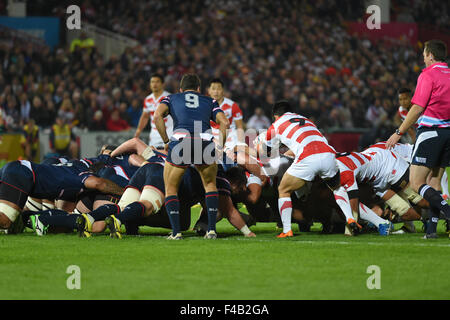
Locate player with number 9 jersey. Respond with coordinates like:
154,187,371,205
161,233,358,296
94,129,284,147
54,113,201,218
153,74,230,240
159,89,225,167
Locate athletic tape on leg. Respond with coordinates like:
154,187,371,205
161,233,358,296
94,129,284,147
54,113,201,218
385,193,411,216
0,203,20,222
118,188,141,211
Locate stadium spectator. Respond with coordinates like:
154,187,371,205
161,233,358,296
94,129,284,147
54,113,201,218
365,99,388,127
19,92,31,124
88,109,106,131
49,116,79,159
3,95,20,131
70,32,95,53
0,109,6,134
246,107,271,131
106,109,131,132
29,96,48,128
58,98,76,125
20,118,39,161
3,0,436,138
127,98,142,128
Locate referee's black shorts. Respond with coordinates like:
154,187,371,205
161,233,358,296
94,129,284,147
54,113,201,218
411,127,450,168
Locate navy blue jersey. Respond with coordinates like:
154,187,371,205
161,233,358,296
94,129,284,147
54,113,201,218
80,154,113,167
180,165,231,206
30,161,95,200
97,167,129,188
109,154,138,180
41,156,71,165
161,91,223,136
127,154,166,192
96,154,138,188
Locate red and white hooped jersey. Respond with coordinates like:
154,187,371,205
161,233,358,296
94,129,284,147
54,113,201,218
244,155,294,187
265,112,335,163
143,91,173,147
363,141,413,163
398,106,408,121
398,106,419,128
210,97,243,131
337,149,408,193
211,97,244,149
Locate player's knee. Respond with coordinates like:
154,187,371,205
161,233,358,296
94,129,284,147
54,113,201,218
409,177,425,193
278,183,292,197
200,171,216,186
118,188,141,211
398,186,424,205
138,200,153,217
140,188,164,215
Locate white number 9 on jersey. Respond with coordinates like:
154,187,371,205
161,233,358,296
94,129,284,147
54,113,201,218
185,93,199,108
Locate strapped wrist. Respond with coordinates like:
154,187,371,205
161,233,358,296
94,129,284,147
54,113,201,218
240,225,251,236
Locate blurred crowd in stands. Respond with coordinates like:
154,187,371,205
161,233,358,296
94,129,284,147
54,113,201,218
0,0,447,143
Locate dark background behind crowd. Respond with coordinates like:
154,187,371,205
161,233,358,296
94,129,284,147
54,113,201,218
0,0,448,143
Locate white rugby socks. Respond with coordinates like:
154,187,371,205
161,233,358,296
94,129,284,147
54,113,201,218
333,187,354,221
278,197,292,233
359,203,388,227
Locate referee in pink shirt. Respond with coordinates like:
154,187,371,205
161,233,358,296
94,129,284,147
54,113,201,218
387,39,450,239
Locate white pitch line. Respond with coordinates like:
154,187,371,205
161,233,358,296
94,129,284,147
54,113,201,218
220,238,450,248
154,234,450,247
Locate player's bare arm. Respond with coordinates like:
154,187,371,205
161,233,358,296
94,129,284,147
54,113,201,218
134,112,150,138
154,103,170,145
215,111,229,149
386,104,423,148
246,183,262,204
235,118,245,144
84,176,125,196
128,154,146,167
219,194,256,237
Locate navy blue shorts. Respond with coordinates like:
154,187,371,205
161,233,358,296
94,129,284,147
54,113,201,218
127,162,165,194
166,137,216,167
0,161,35,208
411,127,450,168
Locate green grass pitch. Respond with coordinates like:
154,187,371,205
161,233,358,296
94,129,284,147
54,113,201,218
1,207,449,300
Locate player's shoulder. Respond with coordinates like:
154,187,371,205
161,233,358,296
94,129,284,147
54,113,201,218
145,93,154,101
222,97,235,106
197,93,218,105
160,92,178,104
